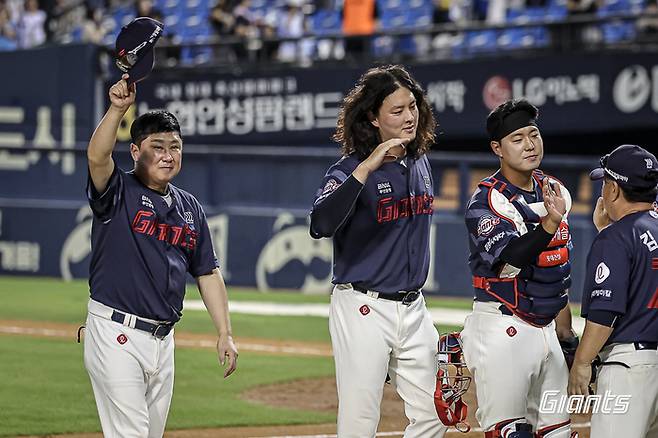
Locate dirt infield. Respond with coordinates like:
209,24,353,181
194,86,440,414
3,320,591,438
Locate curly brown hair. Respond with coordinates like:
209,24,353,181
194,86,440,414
333,65,436,160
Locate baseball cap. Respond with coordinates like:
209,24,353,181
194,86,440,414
115,17,164,84
590,144,658,189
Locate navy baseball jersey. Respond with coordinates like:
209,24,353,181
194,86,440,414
581,210,658,344
311,154,434,293
86,163,218,323
465,170,572,325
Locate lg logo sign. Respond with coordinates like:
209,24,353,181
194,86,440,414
613,65,658,113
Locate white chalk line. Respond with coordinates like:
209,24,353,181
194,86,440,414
0,325,330,356
187,300,586,334
257,421,593,438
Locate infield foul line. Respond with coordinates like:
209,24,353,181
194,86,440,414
258,422,592,438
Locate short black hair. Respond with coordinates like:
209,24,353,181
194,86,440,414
130,110,181,145
605,176,658,203
486,99,539,141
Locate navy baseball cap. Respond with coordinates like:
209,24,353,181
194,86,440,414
115,17,164,84
590,144,658,189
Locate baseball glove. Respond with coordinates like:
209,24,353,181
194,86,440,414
559,335,579,370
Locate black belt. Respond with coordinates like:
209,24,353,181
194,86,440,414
111,310,174,339
634,342,658,350
352,284,421,305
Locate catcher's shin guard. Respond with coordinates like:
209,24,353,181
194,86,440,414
434,332,471,432
484,418,534,438
536,420,573,438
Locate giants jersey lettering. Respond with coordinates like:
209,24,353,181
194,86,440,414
87,164,218,322
581,210,658,344
312,154,434,293
131,210,198,249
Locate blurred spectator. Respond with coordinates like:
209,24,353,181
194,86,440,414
566,0,599,48
449,0,475,25
210,0,234,36
637,0,658,38
233,0,260,59
135,0,162,18
487,0,522,24
486,0,507,24
342,0,379,60
233,0,256,36
80,6,107,43
433,0,452,24
48,0,86,43
277,0,309,62
0,0,17,49
17,0,46,48
567,0,597,15
150,9,180,64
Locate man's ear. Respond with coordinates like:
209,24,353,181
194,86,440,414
490,140,502,158
610,181,622,203
130,142,140,161
368,111,379,128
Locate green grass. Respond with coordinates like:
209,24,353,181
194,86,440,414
0,276,469,342
0,276,468,436
0,336,335,437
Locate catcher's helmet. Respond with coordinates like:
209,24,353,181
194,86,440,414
434,332,471,432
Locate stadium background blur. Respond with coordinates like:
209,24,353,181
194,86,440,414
0,0,656,436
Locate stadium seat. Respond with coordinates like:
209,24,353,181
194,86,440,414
310,10,341,36
465,30,498,54
601,21,637,42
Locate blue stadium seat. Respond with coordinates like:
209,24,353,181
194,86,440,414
545,5,568,21
380,8,413,29
602,21,637,42
0,36,17,51
311,10,341,36
498,26,550,50
465,30,498,54
597,0,631,16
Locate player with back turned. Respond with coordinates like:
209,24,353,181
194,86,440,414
569,144,658,438
461,99,579,438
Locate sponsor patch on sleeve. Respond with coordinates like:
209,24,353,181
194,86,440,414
477,213,501,237
594,262,610,284
321,178,340,196
590,289,613,300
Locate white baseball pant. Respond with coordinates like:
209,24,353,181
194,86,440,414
461,301,572,437
329,284,446,438
83,299,175,438
591,343,658,438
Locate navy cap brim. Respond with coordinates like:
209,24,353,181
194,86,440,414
589,168,605,180
126,49,154,85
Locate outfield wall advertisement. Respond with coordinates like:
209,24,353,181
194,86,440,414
0,204,595,297
132,51,658,145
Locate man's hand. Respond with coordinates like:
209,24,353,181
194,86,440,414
353,138,410,183
542,177,567,234
592,197,612,231
217,334,238,378
109,73,136,113
568,360,593,396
